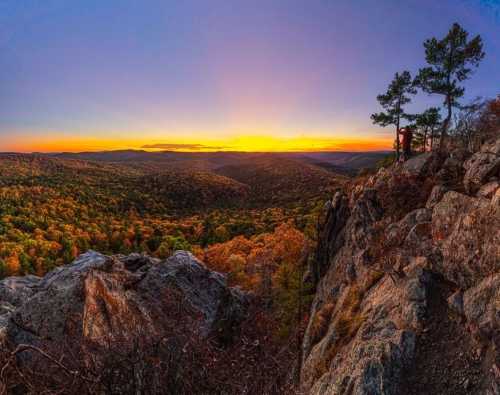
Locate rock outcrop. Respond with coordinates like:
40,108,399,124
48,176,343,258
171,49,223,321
463,138,500,194
302,137,500,395
1,250,247,365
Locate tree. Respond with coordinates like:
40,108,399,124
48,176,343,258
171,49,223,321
417,23,485,150
414,107,442,151
452,98,485,151
371,71,417,160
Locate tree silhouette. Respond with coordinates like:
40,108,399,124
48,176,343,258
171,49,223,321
417,23,485,150
371,71,417,160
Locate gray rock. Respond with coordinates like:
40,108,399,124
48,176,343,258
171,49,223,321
432,191,499,289
463,138,500,194
447,290,464,316
385,208,432,247
477,180,499,199
5,250,247,350
463,274,500,343
401,152,433,177
463,274,500,390
313,191,350,284
0,275,41,307
301,137,500,395
436,157,464,187
426,185,448,209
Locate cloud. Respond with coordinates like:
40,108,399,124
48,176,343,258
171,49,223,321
141,143,228,151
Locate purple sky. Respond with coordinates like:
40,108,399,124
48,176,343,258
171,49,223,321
0,0,499,151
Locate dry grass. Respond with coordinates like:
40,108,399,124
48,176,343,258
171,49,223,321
363,269,385,292
313,285,366,380
309,302,336,346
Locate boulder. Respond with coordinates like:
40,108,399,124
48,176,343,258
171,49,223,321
385,208,432,247
3,250,247,351
463,274,499,346
436,157,464,187
463,274,500,394
401,152,433,177
426,185,448,209
463,138,500,194
432,191,499,288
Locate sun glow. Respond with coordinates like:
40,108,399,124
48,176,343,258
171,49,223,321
3,134,393,153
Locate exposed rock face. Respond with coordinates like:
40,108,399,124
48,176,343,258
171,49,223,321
0,275,41,308
302,137,500,394
426,185,448,209
463,138,500,194
1,250,247,352
432,190,499,289
313,192,350,285
401,152,434,177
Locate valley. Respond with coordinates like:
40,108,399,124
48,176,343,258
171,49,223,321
0,150,380,279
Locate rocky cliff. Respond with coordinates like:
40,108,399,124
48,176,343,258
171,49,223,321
302,137,500,394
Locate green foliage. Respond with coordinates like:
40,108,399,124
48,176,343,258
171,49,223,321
157,235,192,259
417,23,485,141
412,107,442,152
371,71,417,159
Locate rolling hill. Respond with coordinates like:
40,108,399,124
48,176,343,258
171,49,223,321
215,155,347,205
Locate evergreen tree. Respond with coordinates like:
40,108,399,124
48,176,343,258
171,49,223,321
371,71,417,160
417,23,485,150
414,107,442,152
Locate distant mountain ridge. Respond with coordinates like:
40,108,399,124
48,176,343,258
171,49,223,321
47,149,390,174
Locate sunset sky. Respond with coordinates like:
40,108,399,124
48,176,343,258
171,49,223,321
0,0,499,152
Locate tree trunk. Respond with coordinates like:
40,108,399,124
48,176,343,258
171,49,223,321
395,126,400,160
423,127,428,152
440,98,452,152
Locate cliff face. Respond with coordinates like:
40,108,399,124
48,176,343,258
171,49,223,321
302,137,500,395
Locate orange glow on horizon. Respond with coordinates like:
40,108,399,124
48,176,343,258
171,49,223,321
2,134,394,153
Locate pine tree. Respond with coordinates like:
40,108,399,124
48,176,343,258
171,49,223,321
414,107,442,152
417,23,485,150
371,71,417,160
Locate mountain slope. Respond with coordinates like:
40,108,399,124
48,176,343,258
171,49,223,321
215,155,347,206
0,154,247,213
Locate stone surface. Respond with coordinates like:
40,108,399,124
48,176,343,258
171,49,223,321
432,191,499,289
447,290,464,316
302,138,500,394
426,185,448,209
463,138,500,194
385,208,432,247
401,152,433,177
463,274,499,346
477,180,499,199
2,250,247,351
0,275,41,307
313,191,350,285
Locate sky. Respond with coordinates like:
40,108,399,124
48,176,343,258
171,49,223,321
0,0,499,152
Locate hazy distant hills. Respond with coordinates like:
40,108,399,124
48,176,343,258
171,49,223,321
0,150,388,212
50,150,390,175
